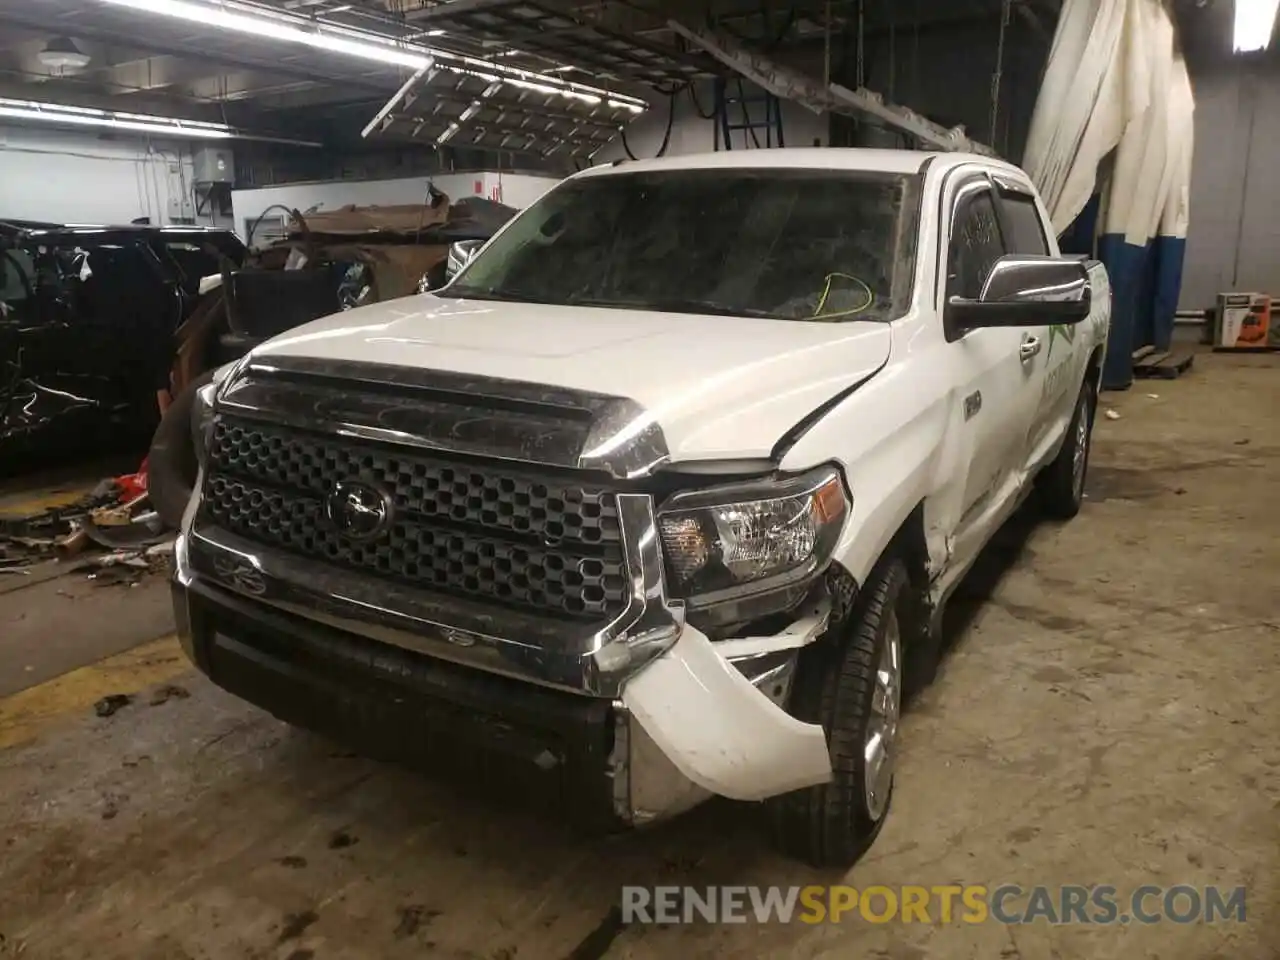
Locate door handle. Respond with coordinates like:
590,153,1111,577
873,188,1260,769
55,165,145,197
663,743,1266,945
1019,336,1042,362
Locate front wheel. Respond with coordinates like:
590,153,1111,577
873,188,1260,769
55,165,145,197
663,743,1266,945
1037,378,1096,520
767,559,908,867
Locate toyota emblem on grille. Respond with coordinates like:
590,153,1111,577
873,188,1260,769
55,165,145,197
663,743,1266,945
326,479,393,541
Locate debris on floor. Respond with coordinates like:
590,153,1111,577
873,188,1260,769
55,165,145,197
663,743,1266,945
328,830,359,850
1104,409,1121,421
149,684,191,706
0,461,175,586
93,693,134,718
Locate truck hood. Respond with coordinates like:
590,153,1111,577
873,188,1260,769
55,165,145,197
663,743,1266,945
250,294,893,462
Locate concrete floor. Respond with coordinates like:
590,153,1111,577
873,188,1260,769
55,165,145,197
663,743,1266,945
1,351,1277,960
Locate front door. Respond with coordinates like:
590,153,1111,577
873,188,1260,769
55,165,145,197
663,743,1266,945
943,177,1044,557
991,185,1070,470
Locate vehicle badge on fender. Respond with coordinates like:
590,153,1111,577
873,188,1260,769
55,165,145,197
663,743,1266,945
326,479,394,541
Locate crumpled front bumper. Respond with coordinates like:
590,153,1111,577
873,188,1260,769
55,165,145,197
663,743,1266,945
618,618,833,819
172,533,834,826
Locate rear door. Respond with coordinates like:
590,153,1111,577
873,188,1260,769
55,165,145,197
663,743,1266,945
942,175,1042,549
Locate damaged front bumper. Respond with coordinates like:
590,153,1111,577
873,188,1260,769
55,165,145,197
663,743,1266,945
172,531,834,826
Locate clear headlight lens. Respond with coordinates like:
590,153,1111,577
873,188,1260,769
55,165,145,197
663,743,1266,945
658,467,849,603
191,381,218,467
190,362,236,466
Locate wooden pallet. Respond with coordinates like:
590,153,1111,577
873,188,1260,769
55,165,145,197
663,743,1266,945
1133,349,1195,379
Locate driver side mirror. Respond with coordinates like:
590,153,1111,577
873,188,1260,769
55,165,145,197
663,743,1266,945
947,255,1091,330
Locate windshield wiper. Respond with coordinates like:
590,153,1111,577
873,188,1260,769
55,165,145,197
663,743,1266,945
566,296,783,319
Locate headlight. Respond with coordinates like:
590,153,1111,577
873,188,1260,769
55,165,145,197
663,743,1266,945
658,466,848,605
191,362,236,466
191,381,218,467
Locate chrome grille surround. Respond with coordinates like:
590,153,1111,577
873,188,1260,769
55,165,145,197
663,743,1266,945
186,357,684,697
202,418,628,621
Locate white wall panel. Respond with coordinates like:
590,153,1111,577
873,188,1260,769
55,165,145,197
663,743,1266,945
0,125,201,225
1181,56,1280,308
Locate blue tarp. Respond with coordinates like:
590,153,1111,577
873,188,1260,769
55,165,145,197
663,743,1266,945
1062,197,1188,391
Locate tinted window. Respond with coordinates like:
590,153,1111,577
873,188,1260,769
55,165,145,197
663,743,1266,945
948,189,1006,299
0,249,34,306
445,170,917,322
161,241,223,296
1000,192,1049,255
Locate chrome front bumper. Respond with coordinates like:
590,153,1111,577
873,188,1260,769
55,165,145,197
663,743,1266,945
181,498,681,700
174,532,834,824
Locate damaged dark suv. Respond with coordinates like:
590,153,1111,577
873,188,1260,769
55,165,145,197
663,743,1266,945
1,221,245,469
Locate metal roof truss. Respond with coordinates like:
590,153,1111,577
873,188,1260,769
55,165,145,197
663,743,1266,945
361,60,638,159
399,0,718,87
668,19,998,156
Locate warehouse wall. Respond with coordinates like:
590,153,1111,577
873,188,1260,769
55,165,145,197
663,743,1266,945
0,125,205,225
1180,55,1280,310
594,81,828,162
857,17,1047,160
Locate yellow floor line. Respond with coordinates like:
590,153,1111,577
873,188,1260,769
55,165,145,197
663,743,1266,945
0,636,188,751
0,486,95,518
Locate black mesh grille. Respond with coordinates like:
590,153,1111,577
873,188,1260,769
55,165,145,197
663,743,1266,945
199,417,627,621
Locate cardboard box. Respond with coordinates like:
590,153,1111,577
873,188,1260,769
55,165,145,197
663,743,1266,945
1214,292,1273,350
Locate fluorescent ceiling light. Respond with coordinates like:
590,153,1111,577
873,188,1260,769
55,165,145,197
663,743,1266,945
0,98,233,138
1234,0,1280,51
0,96,322,145
102,0,431,69
97,0,648,111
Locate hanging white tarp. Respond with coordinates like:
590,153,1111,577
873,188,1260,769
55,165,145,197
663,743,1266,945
1023,0,1194,388
1023,0,1121,232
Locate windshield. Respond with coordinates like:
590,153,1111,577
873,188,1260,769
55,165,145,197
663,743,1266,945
441,168,918,322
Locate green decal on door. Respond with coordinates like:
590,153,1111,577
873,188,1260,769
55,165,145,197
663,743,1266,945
1046,323,1076,360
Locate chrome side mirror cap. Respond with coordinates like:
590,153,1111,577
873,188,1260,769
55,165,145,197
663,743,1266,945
948,255,1091,330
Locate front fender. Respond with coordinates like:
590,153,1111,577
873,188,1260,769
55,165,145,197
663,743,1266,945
779,356,952,589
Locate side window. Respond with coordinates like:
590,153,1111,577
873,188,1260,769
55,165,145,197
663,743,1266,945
1000,192,1050,255
947,188,1006,300
0,249,35,318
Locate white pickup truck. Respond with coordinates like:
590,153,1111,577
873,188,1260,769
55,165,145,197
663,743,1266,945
168,148,1110,866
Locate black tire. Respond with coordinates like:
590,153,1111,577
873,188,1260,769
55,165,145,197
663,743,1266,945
148,369,215,530
768,558,909,867
1037,378,1096,520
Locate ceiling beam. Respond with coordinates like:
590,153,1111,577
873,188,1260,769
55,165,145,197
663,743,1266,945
400,0,523,22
